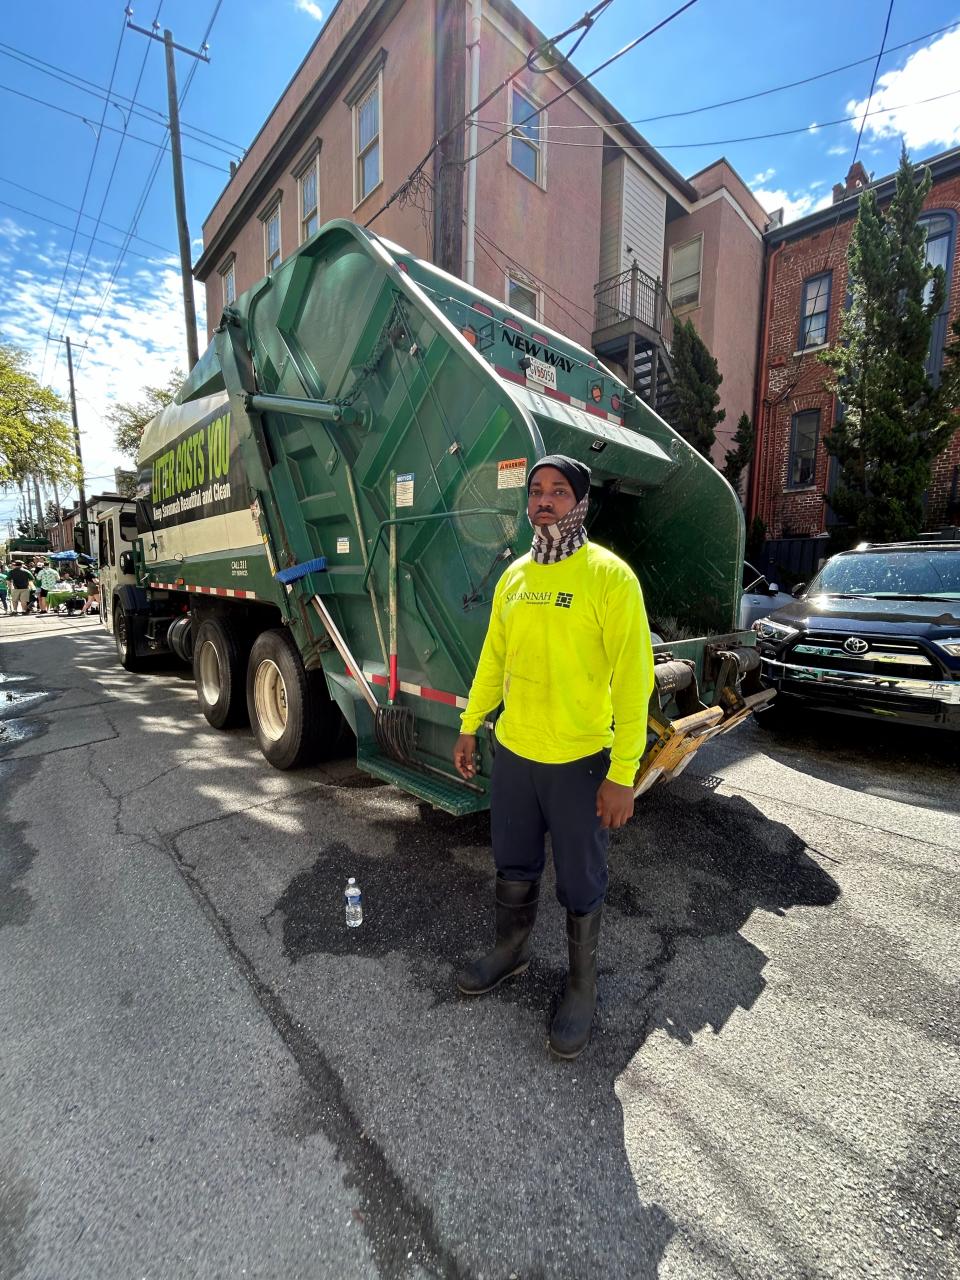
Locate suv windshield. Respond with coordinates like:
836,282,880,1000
808,549,960,598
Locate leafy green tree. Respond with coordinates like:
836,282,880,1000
107,368,183,461
0,343,79,489
722,412,754,494
820,149,960,541
664,319,725,459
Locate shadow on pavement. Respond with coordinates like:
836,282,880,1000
270,779,840,1277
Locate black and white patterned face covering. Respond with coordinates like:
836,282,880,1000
529,493,589,565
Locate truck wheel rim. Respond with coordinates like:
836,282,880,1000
254,659,287,741
198,640,222,704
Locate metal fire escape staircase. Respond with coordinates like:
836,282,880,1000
592,263,678,419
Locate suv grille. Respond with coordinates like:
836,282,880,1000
788,632,938,680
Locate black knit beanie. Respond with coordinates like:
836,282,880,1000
527,454,591,503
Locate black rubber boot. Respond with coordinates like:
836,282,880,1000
456,876,540,995
549,907,602,1059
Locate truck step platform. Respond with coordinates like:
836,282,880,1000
356,748,483,816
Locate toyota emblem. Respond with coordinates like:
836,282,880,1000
843,636,869,654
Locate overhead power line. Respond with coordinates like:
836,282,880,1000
363,0,621,228
0,199,174,264
75,0,225,375
40,11,126,385
474,85,960,152
472,18,960,132
0,81,232,172
0,38,245,152
0,176,176,253
771,0,896,416
459,0,702,171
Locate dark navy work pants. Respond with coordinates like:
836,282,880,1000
490,743,610,914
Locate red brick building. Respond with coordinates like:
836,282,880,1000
750,147,960,541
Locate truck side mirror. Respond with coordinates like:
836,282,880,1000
791,582,806,597
119,550,135,575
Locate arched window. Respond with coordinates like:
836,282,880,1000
919,210,956,377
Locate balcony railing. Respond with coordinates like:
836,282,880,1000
594,264,676,351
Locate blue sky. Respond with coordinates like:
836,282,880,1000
2,0,959,528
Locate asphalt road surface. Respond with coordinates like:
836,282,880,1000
2,612,958,1280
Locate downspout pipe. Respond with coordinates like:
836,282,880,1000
464,0,482,285
748,240,782,527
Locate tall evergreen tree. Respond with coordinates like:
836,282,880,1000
665,319,725,459
722,411,754,494
820,149,959,541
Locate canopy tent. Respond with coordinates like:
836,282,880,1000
49,551,97,564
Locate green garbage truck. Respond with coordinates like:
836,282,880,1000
101,219,770,815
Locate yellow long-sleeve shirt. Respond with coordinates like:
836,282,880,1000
460,542,654,787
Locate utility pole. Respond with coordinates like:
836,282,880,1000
127,16,209,370
49,336,90,555
52,476,66,553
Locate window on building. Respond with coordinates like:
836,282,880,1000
669,235,702,309
920,211,956,377
788,410,820,488
263,206,281,274
506,272,539,320
300,159,319,241
355,77,382,205
220,260,236,306
509,88,543,186
799,272,831,348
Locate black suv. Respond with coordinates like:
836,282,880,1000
753,541,960,728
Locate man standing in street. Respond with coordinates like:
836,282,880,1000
7,561,36,615
453,454,654,1059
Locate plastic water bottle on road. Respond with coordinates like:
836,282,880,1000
345,877,362,928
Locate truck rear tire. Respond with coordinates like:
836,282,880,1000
114,605,145,672
194,616,248,729
246,627,342,769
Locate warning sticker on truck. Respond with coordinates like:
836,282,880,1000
497,458,527,489
395,473,415,507
336,537,350,554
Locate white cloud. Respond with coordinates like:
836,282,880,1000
750,186,833,225
808,122,818,133
294,0,324,19
827,144,848,156
750,168,775,185
0,218,205,519
846,28,960,151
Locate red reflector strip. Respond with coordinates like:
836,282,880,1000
369,671,467,709
148,580,257,600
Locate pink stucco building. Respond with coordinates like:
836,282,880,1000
194,0,770,462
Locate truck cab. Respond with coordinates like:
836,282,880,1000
96,500,139,635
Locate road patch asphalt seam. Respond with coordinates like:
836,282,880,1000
159,828,469,1280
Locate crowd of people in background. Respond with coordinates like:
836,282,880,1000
0,557,99,617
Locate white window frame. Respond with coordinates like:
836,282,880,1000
509,85,546,189
220,258,236,306
505,270,541,321
669,233,703,310
299,155,320,243
262,203,282,275
353,73,383,209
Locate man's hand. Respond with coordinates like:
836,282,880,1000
596,778,635,829
453,733,478,779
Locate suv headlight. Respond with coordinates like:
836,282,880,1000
752,617,799,644
933,636,960,658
